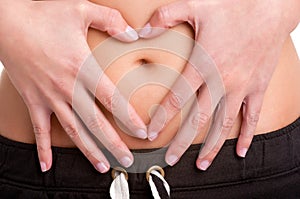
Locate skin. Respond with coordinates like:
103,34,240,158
0,0,148,173
141,0,300,170
0,0,299,173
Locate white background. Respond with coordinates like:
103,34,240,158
1,24,300,70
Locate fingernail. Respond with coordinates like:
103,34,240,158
40,162,47,172
239,148,248,158
148,131,158,141
125,26,139,41
166,155,179,166
136,129,147,139
139,23,152,38
120,156,133,168
96,162,109,173
198,160,210,171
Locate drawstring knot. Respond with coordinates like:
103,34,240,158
110,165,170,199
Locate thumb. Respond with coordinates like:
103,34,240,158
139,0,192,38
85,2,138,42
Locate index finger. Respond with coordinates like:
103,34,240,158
148,43,221,141
147,62,202,141
77,55,147,139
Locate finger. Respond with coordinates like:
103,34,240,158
77,56,147,139
27,105,52,172
147,65,201,141
53,102,111,173
72,85,134,168
236,93,264,157
148,43,221,141
86,2,138,42
139,0,192,38
196,95,243,171
165,85,214,166
96,75,147,138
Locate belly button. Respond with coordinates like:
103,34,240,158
139,59,148,66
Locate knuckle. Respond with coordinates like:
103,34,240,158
190,112,209,130
186,1,202,20
56,48,85,74
68,59,81,76
64,125,79,139
107,8,122,27
188,70,203,88
51,78,73,101
222,117,234,131
60,57,81,76
101,97,111,109
156,6,169,25
167,93,184,111
222,73,234,87
33,126,48,137
23,95,49,111
86,115,105,132
54,78,67,92
246,112,260,126
99,90,119,111
110,94,121,112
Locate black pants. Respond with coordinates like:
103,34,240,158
1,117,300,199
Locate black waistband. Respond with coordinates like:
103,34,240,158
0,117,300,195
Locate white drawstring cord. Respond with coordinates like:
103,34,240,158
148,170,170,199
146,166,170,199
110,168,129,199
110,165,170,199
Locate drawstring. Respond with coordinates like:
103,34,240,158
110,167,129,199
146,166,170,199
110,165,170,199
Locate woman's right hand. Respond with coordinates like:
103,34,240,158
0,0,147,173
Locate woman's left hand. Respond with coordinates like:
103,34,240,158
139,0,300,170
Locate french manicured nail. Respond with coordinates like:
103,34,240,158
139,23,152,38
166,155,179,166
125,26,139,40
136,129,147,139
239,148,248,158
198,160,210,171
96,162,109,173
40,162,47,172
120,156,133,168
148,131,158,141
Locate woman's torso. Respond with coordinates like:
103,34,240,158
0,0,299,149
